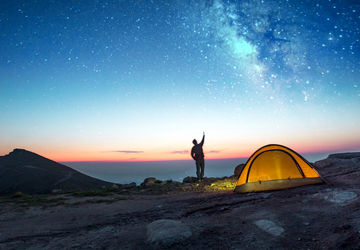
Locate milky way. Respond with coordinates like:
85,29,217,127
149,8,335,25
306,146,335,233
181,0,360,103
1,0,360,160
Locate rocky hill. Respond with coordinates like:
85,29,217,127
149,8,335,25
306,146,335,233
0,149,113,195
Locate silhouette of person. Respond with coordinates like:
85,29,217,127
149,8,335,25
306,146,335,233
191,132,205,181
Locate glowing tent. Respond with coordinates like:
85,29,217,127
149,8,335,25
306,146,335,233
234,144,323,193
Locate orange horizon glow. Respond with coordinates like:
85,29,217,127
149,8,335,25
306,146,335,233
2,140,360,162
50,152,251,162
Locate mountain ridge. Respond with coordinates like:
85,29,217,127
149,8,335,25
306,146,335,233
0,149,113,195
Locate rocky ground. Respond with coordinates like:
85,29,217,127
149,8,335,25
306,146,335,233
0,155,360,249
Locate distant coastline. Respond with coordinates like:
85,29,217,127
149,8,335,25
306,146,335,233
63,152,329,185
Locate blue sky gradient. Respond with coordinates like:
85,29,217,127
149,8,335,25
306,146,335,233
1,0,360,161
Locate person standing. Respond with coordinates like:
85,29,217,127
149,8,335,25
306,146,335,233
191,132,205,181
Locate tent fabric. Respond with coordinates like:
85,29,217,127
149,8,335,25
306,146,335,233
234,144,323,193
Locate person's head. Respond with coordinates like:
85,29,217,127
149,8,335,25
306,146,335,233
192,139,197,145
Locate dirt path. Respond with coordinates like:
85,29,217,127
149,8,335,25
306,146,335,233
53,171,73,186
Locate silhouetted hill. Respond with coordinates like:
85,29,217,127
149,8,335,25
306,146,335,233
0,149,113,195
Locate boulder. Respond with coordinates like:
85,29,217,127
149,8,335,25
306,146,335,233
146,219,192,246
314,157,360,186
315,157,360,169
313,158,351,169
254,219,284,236
182,176,198,183
324,191,357,204
234,164,245,177
160,180,172,186
122,182,136,189
141,177,157,187
313,158,335,169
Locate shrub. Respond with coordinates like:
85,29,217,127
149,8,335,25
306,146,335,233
12,192,24,198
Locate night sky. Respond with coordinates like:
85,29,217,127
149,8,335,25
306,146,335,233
1,0,360,161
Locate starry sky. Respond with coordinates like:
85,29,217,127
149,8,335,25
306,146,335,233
1,0,360,161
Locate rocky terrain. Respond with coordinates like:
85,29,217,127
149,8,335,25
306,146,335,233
0,153,359,249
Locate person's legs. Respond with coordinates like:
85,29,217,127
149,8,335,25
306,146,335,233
200,158,205,179
196,161,201,180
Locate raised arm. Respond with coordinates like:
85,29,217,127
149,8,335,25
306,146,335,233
200,132,205,146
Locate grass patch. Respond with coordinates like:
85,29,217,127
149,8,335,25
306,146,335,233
0,194,68,208
11,191,24,198
180,177,237,192
68,186,133,197
204,178,237,192
71,189,113,197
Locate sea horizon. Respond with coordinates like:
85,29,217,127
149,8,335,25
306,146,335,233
63,152,330,185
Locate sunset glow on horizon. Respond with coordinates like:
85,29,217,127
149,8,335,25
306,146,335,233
1,0,360,162
2,134,360,162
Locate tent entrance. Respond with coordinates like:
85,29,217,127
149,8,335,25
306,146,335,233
246,149,305,183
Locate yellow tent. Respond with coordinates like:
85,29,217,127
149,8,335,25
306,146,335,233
234,144,323,193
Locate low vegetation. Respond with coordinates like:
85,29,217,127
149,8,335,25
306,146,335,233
181,177,237,192
204,177,237,192
0,176,239,208
70,189,114,197
0,193,67,208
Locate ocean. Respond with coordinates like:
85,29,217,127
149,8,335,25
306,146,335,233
63,152,329,185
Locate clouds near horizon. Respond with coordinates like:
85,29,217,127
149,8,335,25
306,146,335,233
206,150,222,154
170,150,222,154
170,150,189,154
105,150,144,154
